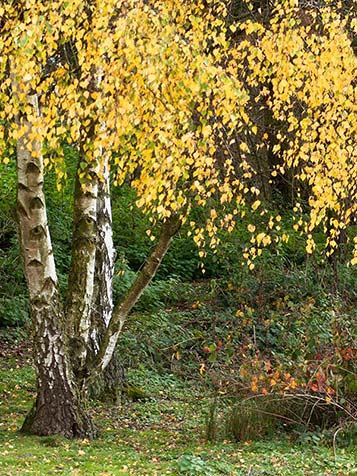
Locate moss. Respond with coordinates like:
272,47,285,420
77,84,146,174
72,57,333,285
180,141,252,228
120,382,149,401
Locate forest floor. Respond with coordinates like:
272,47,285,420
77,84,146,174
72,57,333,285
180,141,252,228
0,337,356,476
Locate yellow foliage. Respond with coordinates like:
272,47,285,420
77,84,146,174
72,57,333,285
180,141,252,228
235,0,357,263
1,0,356,262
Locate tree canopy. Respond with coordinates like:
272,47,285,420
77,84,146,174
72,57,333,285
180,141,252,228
1,0,356,260
0,0,356,438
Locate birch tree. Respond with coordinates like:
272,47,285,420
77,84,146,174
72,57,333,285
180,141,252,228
1,0,356,438
1,0,252,437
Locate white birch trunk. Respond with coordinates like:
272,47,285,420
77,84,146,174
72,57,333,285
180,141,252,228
14,88,95,438
66,166,99,374
91,154,114,341
87,157,125,399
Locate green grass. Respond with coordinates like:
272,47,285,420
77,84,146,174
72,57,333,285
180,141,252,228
0,359,356,476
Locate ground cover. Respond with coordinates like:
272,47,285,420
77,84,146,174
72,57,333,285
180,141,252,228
0,347,356,476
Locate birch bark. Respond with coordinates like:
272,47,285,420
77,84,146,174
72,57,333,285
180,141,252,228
88,157,124,399
65,158,98,378
15,91,95,438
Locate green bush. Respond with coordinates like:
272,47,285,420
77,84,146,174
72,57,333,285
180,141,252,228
0,296,29,327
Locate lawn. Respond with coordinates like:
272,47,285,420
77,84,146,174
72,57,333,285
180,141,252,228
0,351,356,476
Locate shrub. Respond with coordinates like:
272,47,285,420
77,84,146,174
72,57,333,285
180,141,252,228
0,296,29,327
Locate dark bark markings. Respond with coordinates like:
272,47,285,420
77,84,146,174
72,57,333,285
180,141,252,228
13,86,96,438
66,162,98,376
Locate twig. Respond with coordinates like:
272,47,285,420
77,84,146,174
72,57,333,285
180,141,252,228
333,426,344,461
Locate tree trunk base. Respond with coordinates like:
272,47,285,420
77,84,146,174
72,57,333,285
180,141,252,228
21,393,97,439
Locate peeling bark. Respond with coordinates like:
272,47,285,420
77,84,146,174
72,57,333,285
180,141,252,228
91,158,114,333
88,158,124,399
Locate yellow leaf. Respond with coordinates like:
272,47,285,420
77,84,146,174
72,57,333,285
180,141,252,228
252,200,261,211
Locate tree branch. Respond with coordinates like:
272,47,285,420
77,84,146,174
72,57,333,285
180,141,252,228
88,213,182,378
